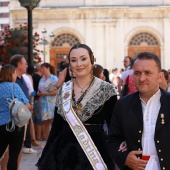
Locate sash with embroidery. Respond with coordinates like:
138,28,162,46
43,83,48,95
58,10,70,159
62,81,108,170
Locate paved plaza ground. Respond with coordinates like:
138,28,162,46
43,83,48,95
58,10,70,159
19,141,46,170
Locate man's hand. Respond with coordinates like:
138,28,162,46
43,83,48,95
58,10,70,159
125,151,148,170
118,141,127,152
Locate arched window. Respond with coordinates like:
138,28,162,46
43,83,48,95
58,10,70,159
129,32,159,46
52,33,80,47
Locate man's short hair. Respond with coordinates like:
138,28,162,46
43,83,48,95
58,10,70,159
10,54,25,68
34,63,41,72
124,56,132,68
124,56,132,62
161,69,169,82
135,52,161,72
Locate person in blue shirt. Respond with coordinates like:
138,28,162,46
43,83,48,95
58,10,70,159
10,54,37,155
0,64,31,170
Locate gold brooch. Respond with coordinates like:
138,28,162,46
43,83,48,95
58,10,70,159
160,113,165,124
76,103,82,112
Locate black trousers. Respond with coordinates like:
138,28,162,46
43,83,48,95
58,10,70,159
0,123,25,170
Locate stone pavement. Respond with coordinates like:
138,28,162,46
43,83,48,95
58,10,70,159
19,141,46,170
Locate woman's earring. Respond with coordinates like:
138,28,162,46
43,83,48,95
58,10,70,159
69,67,74,80
91,65,94,79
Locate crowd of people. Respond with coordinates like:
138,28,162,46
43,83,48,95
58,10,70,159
0,44,170,170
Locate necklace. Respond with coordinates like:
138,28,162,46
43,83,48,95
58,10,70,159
72,77,95,114
74,80,91,94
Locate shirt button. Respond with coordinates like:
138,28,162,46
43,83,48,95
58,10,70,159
159,150,161,152
161,158,163,161
138,140,140,143
139,130,142,133
163,167,165,170
138,148,141,151
157,140,160,143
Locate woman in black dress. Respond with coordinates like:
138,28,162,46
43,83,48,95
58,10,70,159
37,44,117,170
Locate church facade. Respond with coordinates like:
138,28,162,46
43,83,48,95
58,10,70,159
9,0,170,70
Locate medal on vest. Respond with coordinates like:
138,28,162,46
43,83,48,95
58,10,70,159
160,113,165,124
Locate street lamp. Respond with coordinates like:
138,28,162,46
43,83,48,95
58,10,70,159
41,28,54,62
18,0,41,75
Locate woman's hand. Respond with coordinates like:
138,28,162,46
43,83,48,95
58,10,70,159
26,103,33,112
118,141,127,152
37,91,41,96
37,91,48,96
37,89,57,96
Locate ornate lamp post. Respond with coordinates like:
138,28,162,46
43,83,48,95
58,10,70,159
18,0,41,75
41,28,54,62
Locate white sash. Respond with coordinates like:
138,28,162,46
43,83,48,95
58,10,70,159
62,81,108,170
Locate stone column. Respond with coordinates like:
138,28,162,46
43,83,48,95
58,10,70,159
115,18,124,68
93,22,105,65
163,18,170,69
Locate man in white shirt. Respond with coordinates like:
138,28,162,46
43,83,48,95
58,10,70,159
118,56,132,96
107,52,170,170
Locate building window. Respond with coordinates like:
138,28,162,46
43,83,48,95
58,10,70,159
52,33,80,47
56,53,68,59
129,32,159,46
1,2,9,6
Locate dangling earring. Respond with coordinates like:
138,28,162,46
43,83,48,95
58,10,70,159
69,67,74,81
91,65,94,79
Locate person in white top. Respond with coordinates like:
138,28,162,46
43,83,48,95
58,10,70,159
23,74,40,147
107,52,170,170
118,56,132,96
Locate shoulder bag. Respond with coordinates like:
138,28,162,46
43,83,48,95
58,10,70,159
6,83,31,132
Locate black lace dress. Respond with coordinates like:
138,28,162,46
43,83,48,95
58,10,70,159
37,78,117,170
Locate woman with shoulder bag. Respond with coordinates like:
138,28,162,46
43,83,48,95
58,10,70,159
0,64,31,170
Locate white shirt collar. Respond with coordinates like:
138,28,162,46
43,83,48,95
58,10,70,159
139,89,161,105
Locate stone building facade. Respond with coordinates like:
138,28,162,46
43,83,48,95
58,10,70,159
0,0,10,30
9,0,170,70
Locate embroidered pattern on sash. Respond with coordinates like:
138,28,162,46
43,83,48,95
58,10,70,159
56,77,116,122
61,81,72,113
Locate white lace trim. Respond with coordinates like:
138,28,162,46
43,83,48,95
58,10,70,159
55,77,117,122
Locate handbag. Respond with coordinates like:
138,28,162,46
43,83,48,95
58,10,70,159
121,75,129,97
6,83,32,132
